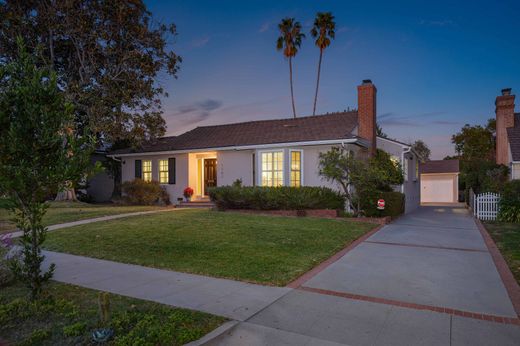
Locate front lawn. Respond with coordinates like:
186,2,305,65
0,201,167,234
0,281,225,345
44,210,375,286
485,222,520,285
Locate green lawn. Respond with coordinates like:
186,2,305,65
485,222,520,285
44,209,375,286
0,280,225,345
0,201,167,234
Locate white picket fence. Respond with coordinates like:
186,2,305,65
473,192,501,221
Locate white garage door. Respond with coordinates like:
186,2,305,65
421,175,455,203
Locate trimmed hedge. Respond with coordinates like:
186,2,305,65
360,191,405,218
498,180,520,223
208,186,344,211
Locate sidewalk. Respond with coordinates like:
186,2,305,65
7,208,180,238
43,250,290,321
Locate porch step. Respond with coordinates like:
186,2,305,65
178,200,215,209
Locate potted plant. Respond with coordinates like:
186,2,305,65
183,187,194,202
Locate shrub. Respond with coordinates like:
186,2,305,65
498,180,520,223
208,186,344,211
121,179,170,205
360,191,405,218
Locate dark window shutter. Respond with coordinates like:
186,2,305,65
168,158,176,184
135,160,142,179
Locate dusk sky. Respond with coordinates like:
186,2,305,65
148,0,520,159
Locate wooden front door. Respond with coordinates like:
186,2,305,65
204,159,217,195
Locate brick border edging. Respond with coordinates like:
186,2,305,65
286,224,385,288
475,218,520,318
298,286,520,326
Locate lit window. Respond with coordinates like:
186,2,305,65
159,159,169,184
290,151,302,187
261,151,284,186
390,156,400,168
142,160,152,182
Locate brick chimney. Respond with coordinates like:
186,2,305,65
495,88,515,165
357,79,377,156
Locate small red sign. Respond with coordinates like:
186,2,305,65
377,199,385,210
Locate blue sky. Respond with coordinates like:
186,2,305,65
147,0,520,159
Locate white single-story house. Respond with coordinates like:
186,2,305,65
495,88,520,179
420,159,460,204
109,80,421,213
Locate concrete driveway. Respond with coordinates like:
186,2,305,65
207,206,520,345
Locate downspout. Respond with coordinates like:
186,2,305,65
401,147,411,194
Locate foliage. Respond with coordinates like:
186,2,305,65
318,147,404,215
360,191,405,218
121,179,170,206
376,123,387,138
0,281,225,345
98,292,111,326
310,11,335,115
452,119,495,162
0,0,181,146
412,140,431,162
461,160,509,194
44,209,375,286
277,17,305,118
209,186,344,211
0,234,16,287
0,41,95,299
498,180,520,223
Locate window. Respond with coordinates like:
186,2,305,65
261,151,284,186
290,151,302,187
142,160,152,182
159,159,168,184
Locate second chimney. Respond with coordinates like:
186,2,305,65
357,80,377,156
495,88,515,165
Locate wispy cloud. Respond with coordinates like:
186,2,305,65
259,22,271,33
191,36,210,48
168,99,223,127
419,19,456,27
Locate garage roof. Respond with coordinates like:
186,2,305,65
420,159,459,174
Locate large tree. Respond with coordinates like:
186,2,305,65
277,17,305,118
0,0,181,197
310,12,335,116
0,41,94,299
412,140,431,162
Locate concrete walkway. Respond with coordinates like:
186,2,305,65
42,251,290,321
210,206,520,345
7,208,179,238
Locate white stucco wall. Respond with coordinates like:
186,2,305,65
217,150,254,186
121,153,188,202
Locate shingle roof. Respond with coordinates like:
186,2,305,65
507,113,520,161
420,159,460,174
111,111,359,155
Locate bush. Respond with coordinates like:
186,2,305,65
121,179,170,205
498,180,520,223
208,186,344,211
360,191,405,218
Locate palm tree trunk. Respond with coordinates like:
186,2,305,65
289,57,296,118
313,49,323,116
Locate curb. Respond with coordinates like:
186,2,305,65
185,320,239,346
286,223,385,288
475,218,520,318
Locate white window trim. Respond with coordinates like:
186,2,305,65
289,149,304,187
257,149,285,187
158,159,169,185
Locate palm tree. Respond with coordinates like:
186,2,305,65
310,12,335,116
277,18,305,118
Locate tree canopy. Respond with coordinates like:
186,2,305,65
0,0,181,146
412,140,431,162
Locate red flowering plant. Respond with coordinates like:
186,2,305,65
183,187,194,200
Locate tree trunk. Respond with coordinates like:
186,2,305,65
312,49,323,116
289,57,296,118
111,161,122,200
55,182,77,201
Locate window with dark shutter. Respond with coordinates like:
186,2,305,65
168,158,176,184
135,159,142,179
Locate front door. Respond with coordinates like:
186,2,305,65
204,159,217,195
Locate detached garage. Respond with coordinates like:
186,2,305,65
420,159,460,204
